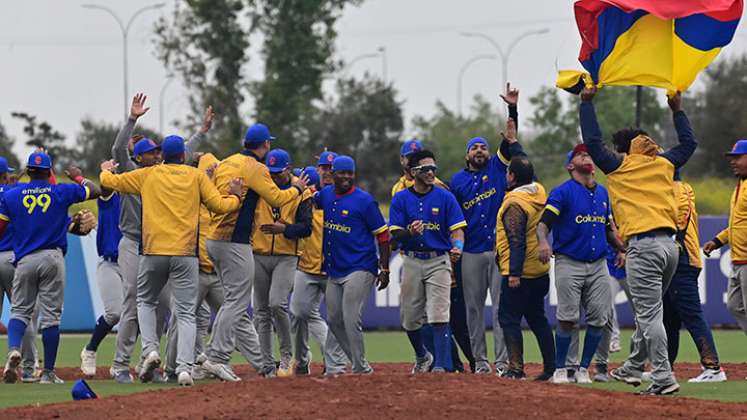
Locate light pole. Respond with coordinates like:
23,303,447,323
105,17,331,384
378,46,387,84
460,28,549,93
159,74,175,135
82,3,166,120
457,54,498,117
343,52,379,78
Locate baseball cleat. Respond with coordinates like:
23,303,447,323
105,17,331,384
494,364,508,377
411,352,433,374
637,382,680,396
277,357,294,378
178,371,194,387
610,367,642,387
534,370,554,381
110,367,134,384
80,347,97,377
3,349,21,384
500,369,526,380
39,370,64,384
474,362,491,375
203,360,242,382
641,371,653,382
550,368,570,384
191,365,209,380
139,351,161,383
295,364,310,376
575,367,592,384
431,367,447,373
688,368,727,383
609,340,622,353
21,367,40,383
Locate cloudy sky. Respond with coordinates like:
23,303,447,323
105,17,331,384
2,0,747,158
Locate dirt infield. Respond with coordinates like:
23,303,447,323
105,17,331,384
5,363,747,419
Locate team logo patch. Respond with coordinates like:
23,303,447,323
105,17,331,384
432,208,439,215
482,175,488,183
269,156,276,165
342,209,349,216
327,154,334,162
148,139,157,147
34,156,42,165
410,142,418,151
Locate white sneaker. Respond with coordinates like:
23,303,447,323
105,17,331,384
203,359,241,382
191,364,209,380
550,368,569,384
641,371,653,382
139,351,161,383
688,368,727,383
178,371,194,387
575,367,592,384
411,352,433,374
80,348,97,377
3,349,21,384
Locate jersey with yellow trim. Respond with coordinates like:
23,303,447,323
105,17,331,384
606,154,677,241
390,175,448,197
208,151,300,243
100,164,240,257
545,179,610,262
674,181,702,268
252,185,312,256
389,187,466,252
314,185,387,278
495,183,549,279
298,204,325,275
0,180,89,262
716,179,747,264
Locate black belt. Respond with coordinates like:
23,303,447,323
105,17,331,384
102,255,118,263
634,228,675,241
403,250,447,260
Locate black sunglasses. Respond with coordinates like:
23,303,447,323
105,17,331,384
413,164,438,173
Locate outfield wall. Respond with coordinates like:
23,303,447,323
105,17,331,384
0,216,738,331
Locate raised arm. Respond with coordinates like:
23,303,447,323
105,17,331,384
65,165,101,200
659,93,697,168
498,83,526,161
185,106,214,163
112,93,150,171
99,160,146,195
580,87,622,174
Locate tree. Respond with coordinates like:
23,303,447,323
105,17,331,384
75,118,160,175
0,119,19,169
11,112,79,170
307,75,403,200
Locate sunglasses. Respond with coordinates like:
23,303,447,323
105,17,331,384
413,164,438,173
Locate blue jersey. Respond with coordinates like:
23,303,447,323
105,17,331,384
545,179,610,262
0,180,89,262
97,193,123,258
0,183,18,252
389,187,466,252
315,186,387,278
450,144,523,253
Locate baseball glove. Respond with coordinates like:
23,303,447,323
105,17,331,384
72,209,97,235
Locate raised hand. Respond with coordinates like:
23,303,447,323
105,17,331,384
499,82,519,106
100,159,119,172
200,105,215,134
292,173,309,191
129,93,150,120
64,165,83,181
580,86,597,102
667,91,682,113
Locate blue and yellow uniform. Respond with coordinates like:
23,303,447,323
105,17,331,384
390,187,466,252
97,193,122,260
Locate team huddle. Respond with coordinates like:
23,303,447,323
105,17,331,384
2,83,747,396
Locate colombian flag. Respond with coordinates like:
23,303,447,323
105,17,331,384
557,0,743,93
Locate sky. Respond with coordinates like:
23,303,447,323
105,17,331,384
2,0,747,159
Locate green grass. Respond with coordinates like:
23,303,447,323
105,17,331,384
1,330,746,408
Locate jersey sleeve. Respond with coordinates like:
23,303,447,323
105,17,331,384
545,185,566,217
198,171,241,214
59,183,90,206
364,196,388,235
0,195,10,222
388,193,406,232
100,168,146,195
445,192,467,231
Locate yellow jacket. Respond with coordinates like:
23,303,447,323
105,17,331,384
252,183,313,256
674,181,702,268
391,175,448,197
197,154,220,273
208,151,300,243
606,136,677,241
716,179,747,264
298,206,324,275
495,183,549,279
100,163,240,257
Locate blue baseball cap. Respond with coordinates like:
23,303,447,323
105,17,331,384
27,152,52,169
726,140,747,156
161,135,185,158
466,137,489,153
244,123,276,144
400,139,423,157
318,151,337,166
332,155,355,172
133,137,160,157
266,149,290,173
292,168,302,177
565,144,589,166
0,157,15,174
302,166,320,188
71,379,97,401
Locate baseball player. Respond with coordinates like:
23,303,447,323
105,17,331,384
315,155,390,374
391,139,448,195
390,149,466,373
536,145,624,384
450,84,523,375
100,135,243,387
290,155,349,376
2,151,101,384
252,148,313,377
202,123,307,381
109,94,212,384
581,88,696,395
79,176,122,378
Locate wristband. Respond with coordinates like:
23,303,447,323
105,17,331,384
452,239,464,251
73,175,85,185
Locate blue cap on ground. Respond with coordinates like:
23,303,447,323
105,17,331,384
302,166,320,188
161,135,185,158
266,149,290,173
318,151,337,166
133,137,160,157
244,123,276,144
27,152,52,169
726,140,747,156
466,137,489,153
332,155,355,172
71,379,97,401
0,157,15,174
400,139,423,157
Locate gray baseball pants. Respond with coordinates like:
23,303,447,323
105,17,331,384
253,254,296,370
727,264,747,333
11,249,65,330
97,259,123,326
137,255,198,375
290,270,348,372
326,270,375,373
461,251,507,370
400,254,452,330
0,250,37,368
